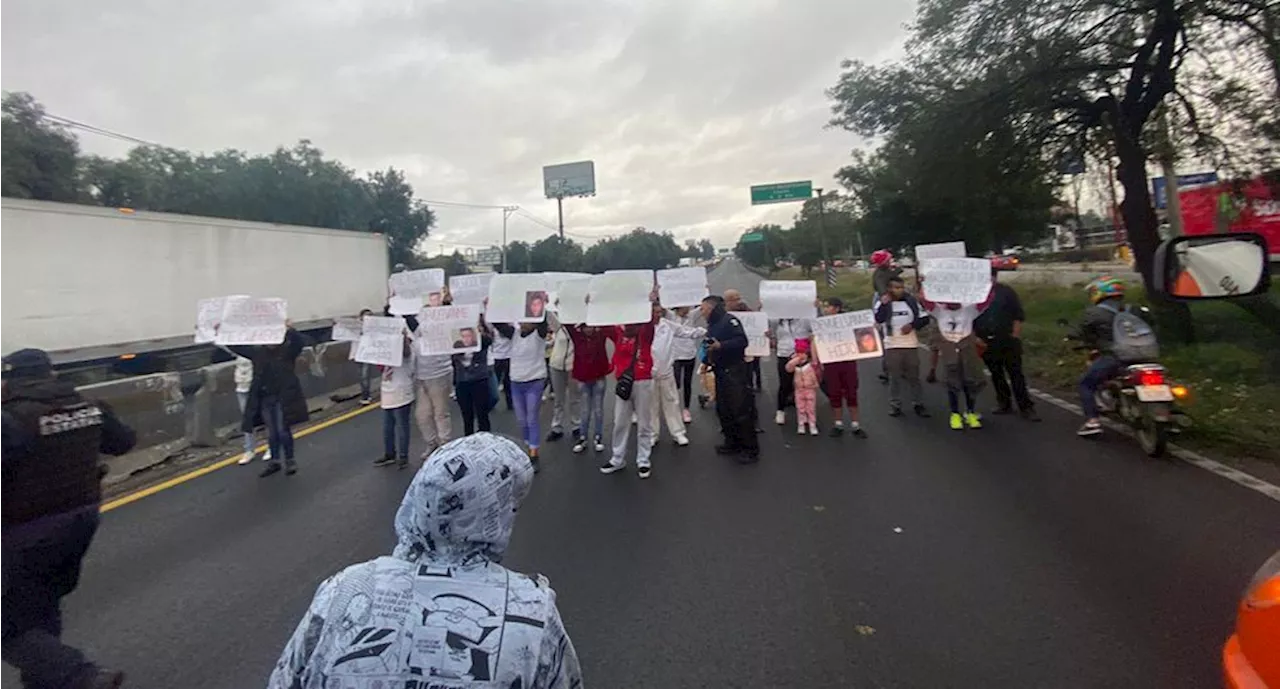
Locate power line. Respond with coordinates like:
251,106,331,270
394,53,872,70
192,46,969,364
43,113,163,148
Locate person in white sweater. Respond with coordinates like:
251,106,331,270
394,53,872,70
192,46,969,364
669,306,703,423
546,314,581,443
650,303,707,447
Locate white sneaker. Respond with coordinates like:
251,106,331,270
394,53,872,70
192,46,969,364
809,424,820,436
674,435,689,447
263,448,272,461
631,413,638,424
572,440,587,454
797,424,805,435
237,452,255,465
593,436,605,452
775,410,786,425
682,409,693,423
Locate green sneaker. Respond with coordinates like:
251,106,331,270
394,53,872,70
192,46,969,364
965,412,983,429
949,413,963,430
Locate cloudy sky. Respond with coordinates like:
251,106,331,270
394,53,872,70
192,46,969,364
2,0,913,254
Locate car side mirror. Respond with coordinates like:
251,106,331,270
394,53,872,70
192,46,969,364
1153,233,1271,300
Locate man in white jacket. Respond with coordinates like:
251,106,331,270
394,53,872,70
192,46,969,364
649,303,706,447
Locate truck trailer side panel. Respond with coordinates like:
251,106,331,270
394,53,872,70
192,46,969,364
2,200,388,355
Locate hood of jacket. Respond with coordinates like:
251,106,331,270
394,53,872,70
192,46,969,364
391,433,535,567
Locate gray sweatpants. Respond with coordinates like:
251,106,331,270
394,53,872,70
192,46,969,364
549,366,580,433
884,347,923,408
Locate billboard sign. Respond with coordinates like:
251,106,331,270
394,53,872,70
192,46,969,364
474,247,502,266
543,160,596,198
1152,172,1219,209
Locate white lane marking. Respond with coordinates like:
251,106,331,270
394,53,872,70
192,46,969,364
1028,387,1280,503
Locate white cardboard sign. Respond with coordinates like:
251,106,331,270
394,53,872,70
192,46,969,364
332,317,363,342
914,241,967,275
449,273,496,310
417,304,483,355
355,316,406,367
555,277,592,324
388,268,445,299
215,297,288,346
919,257,991,304
759,280,817,319
486,273,550,324
587,271,653,326
388,295,424,316
813,309,883,363
656,267,708,307
194,295,247,344
736,312,771,358
542,272,591,313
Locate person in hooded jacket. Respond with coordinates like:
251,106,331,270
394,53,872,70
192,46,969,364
267,433,582,689
3,348,136,689
227,324,309,477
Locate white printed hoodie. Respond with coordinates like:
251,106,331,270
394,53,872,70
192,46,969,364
268,434,582,689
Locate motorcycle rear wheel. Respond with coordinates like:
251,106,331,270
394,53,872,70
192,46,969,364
1137,421,1169,458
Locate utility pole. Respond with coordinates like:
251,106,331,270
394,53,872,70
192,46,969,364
815,187,835,288
501,205,517,272
556,195,565,239
1157,103,1184,237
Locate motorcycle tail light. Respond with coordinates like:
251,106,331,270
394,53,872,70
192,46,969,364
1171,384,1190,400
1137,369,1166,386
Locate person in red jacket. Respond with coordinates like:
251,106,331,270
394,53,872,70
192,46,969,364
563,324,611,454
599,320,657,479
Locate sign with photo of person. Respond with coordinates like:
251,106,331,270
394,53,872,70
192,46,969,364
486,273,549,323
417,304,483,355
813,309,882,363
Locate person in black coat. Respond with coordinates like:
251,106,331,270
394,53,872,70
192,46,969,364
228,326,309,477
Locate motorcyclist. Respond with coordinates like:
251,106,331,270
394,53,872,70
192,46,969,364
1072,276,1128,437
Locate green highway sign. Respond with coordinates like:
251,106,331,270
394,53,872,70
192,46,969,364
740,232,764,243
750,180,813,205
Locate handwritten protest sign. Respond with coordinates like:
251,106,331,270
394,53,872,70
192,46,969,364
813,309,882,363
588,271,653,326
355,316,405,367
388,268,445,299
388,295,424,316
914,241,967,275
555,277,592,323
448,273,495,309
195,295,247,344
215,298,287,346
759,280,817,319
416,304,483,355
735,312,771,357
919,257,991,304
542,272,591,313
486,273,550,323
657,267,708,307
331,317,363,342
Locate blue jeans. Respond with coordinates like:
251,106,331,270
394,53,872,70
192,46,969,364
261,396,294,461
1080,356,1122,418
578,378,607,438
236,391,255,455
511,379,545,449
383,404,412,459
360,364,375,400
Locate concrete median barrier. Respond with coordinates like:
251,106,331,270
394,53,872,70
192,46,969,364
82,340,368,485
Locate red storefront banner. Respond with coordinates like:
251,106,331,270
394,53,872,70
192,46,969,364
1180,178,1280,259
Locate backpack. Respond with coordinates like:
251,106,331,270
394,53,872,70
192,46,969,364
1099,302,1160,363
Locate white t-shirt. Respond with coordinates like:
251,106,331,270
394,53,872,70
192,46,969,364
879,300,921,349
771,319,813,358
929,304,982,343
380,363,416,409
509,329,547,383
489,328,513,360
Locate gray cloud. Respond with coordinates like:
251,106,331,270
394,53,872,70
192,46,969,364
2,0,912,253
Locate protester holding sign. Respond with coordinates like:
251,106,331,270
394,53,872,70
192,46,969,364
354,308,376,404
649,303,707,448
375,334,417,469
919,276,994,431
546,314,581,444
564,323,610,454
411,336,455,462
668,306,702,422
451,313,494,436
874,276,931,418
766,315,814,426
812,298,870,439
488,324,514,411
499,321,550,471
226,324,309,477
599,318,657,479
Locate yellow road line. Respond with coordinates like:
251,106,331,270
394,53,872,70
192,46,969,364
101,403,379,513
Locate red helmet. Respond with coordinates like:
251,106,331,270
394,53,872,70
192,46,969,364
871,250,893,267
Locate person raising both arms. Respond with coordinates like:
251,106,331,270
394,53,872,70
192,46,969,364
918,276,994,430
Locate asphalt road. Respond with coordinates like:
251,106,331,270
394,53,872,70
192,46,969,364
13,258,1280,688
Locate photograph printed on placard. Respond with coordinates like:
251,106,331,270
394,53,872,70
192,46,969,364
524,290,548,319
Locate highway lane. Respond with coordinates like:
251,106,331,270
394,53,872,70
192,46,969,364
11,258,1280,688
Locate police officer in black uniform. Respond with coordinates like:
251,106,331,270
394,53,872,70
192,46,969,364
700,296,759,463
2,349,136,689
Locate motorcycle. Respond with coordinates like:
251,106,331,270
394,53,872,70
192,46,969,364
1059,320,1192,458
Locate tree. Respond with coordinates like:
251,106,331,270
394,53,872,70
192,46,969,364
365,167,434,269
2,92,82,201
697,239,716,260
503,241,533,272
829,0,1279,295
683,239,701,259
530,235,585,272
734,224,787,269
422,251,470,277
582,228,683,272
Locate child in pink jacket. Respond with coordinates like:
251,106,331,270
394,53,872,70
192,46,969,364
786,338,821,435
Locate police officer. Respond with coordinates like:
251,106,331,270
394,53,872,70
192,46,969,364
2,348,136,689
700,296,759,463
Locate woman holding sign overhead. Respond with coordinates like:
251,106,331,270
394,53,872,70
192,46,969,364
227,324,309,477
918,275,994,431
498,320,550,472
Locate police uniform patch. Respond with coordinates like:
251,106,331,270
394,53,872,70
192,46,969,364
38,403,103,436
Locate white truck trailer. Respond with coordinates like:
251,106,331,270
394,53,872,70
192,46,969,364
1,199,388,370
